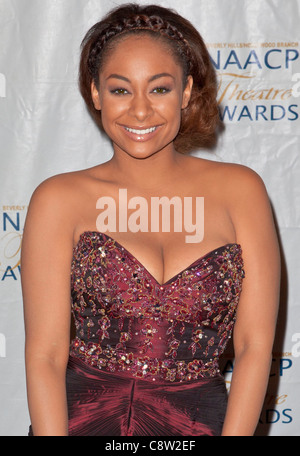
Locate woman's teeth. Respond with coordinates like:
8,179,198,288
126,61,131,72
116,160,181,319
125,126,157,135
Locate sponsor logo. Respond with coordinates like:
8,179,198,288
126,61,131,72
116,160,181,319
222,351,294,427
206,41,299,122
1,206,26,281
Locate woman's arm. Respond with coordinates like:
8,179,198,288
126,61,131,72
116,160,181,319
21,177,75,436
221,166,281,436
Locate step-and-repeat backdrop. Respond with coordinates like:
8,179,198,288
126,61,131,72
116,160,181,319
0,0,299,436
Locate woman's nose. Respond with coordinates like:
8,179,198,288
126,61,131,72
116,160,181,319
128,93,154,121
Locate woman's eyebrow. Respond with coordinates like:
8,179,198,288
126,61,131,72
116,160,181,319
106,74,130,82
149,73,175,82
106,72,175,82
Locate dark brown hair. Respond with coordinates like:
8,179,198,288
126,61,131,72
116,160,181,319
79,3,219,153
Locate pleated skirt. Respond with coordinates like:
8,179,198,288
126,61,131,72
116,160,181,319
64,355,228,436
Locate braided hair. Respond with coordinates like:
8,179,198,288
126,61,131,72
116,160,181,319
79,3,219,153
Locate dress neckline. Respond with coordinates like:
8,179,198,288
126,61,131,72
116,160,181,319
73,230,241,288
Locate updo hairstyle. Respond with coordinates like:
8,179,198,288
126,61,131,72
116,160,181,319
79,3,219,153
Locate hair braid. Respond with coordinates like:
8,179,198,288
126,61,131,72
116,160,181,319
79,4,219,153
85,14,195,83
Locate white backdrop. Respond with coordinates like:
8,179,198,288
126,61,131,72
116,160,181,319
0,0,299,436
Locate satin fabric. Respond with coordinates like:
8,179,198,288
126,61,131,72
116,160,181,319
28,232,244,436
66,355,228,436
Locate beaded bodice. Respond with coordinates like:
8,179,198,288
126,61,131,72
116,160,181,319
70,231,245,383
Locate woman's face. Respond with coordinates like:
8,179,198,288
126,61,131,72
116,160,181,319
91,34,193,159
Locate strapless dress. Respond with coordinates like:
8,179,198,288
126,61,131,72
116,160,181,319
29,231,245,436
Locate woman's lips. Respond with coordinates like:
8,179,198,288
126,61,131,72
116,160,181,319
120,124,162,142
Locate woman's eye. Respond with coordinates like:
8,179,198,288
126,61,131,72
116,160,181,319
110,88,128,95
152,87,170,94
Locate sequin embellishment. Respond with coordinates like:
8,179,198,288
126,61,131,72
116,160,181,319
70,232,245,383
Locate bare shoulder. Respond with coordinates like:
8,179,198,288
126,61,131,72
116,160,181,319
202,158,264,187
211,161,271,226
25,169,93,238
215,161,269,211
30,169,88,201
189,156,267,199
28,168,99,214
198,158,267,199
211,161,279,260
191,157,274,243
218,161,265,188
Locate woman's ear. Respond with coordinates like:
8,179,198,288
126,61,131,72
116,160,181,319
181,75,193,109
91,80,101,110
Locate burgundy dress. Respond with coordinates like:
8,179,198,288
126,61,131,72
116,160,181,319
30,231,245,436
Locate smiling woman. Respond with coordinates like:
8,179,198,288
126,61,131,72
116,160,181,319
79,4,219,153
22,2,280,438
88,34,194,159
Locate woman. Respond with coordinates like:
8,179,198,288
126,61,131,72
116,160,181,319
22,3,280,436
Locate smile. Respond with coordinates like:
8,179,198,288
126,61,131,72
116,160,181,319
124,126,157,135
